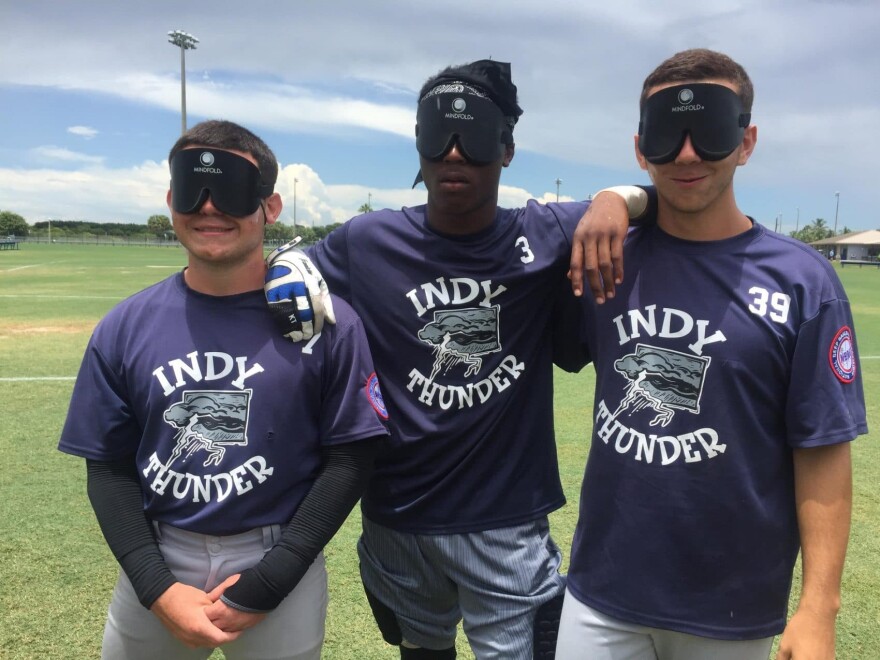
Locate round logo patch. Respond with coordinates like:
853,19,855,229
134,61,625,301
829,326,856,383
365,372,389,420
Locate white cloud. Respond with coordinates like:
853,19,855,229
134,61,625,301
0,0,877,228
67,125,98,139
29,147,105,166
0,160,429,227
0,161,168,222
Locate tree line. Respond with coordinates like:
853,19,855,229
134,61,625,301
0,210,343,244
787,218,852,244
0,209,854,246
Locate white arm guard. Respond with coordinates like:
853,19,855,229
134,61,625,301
593,185,648,219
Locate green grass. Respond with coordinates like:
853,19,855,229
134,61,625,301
1,244,877,659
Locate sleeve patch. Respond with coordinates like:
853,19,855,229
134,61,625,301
828,326,857,383
365,372,389,420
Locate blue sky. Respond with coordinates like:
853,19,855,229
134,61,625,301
1,0,878,231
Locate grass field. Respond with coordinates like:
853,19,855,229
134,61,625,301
1,243,877,659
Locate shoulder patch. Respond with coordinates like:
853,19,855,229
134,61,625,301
365,372,389,419
829,326,857,383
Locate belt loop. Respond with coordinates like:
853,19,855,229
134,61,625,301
262,525,281,551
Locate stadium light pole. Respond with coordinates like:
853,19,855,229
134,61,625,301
555,178,562,202
368,192,372,211
833,191,840,235
294,178,298,225
168,30,199,135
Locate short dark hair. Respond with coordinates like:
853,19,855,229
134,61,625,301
168,119,279,186
640,48,754,113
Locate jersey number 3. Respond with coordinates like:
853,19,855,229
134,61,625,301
516,236,535,264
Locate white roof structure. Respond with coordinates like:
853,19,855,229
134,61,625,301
810,229,880,247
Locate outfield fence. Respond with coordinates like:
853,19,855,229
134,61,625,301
5,236,304,249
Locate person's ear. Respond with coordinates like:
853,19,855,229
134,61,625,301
737,125,758,166
264,193,283,225
634,135,648,171
503,143,515,167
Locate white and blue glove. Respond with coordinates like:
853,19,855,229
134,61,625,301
264,238,336,342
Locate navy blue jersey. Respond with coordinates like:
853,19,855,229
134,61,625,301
59,273,387,536
309,201,589,533
567,222,867,639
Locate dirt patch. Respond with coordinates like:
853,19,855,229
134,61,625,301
0,322,96,335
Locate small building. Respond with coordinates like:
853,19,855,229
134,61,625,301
810,229,880,262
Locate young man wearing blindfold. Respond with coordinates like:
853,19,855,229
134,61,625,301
555,49,866,660
266,60,654,658
59,120,389,659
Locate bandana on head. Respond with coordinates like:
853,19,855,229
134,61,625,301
430,59,523,121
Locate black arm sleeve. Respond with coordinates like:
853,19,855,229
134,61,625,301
551,276,592,373
220,437,380,612
632,185,658,226
86,458,177,609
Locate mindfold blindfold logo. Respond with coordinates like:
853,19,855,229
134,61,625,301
671,88,704,113
192,151,223,174
445,97,474,121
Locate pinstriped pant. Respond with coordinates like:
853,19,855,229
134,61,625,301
358,516,566,659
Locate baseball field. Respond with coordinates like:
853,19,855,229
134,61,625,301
1,243,877,659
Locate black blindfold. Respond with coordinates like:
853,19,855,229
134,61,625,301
415,87,513,166
638,83,751,164
170,148,274,217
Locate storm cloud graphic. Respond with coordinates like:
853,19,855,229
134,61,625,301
418,307,500,378
163,391,250,467
611,345,710,426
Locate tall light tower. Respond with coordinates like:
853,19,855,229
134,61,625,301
294,178,299,225
167,30,199,134
555,178,562,202
833,191,840,235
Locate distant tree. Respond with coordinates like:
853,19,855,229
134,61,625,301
790,218,834,245
357,203,373,214
313,223,342,241
291,224,318,244
147,214,172,237
30,220,157,239
0,210,29,237
264,222,297,243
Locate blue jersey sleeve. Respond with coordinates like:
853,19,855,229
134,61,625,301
786,298,867,447
59,319,141,461
319,298,389,445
